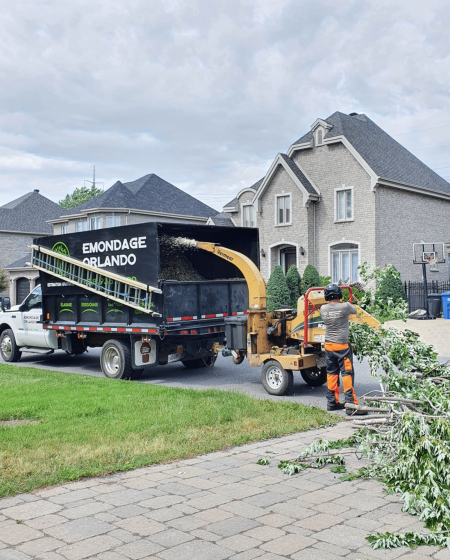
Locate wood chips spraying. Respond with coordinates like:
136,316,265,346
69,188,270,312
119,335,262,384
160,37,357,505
159,235,203,281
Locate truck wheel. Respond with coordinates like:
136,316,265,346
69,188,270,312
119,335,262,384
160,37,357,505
0,329,22,363
301,366,327,387
100,339,133,379
261,360,293,396
233,351,245,365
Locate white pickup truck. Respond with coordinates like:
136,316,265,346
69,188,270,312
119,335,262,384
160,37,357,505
0,286,59,362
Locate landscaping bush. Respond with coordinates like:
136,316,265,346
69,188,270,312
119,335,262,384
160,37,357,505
266,265,291,312
302,264,320,294
285,265,302,308
374,266,406,308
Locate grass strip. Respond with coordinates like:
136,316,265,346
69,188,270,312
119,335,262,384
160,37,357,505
0,364,335,497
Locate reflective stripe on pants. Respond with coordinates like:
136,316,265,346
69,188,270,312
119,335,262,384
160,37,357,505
324,342,358,406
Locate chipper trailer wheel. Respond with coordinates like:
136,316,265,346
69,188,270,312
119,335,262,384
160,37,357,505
300,366,327,387
100,339,133,380
261,360,293,396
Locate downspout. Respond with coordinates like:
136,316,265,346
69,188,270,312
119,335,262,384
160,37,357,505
313,201,316,269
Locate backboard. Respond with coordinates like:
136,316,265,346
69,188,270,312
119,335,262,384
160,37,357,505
413,243,446,265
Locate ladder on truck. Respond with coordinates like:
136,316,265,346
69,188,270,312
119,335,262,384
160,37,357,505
30,244,162,316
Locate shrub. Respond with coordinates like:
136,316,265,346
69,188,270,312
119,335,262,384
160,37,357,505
285,265,302,308
302,264,320,294
266,265,291,312
319,275,331,287
374,266,406,308
0,269,7,293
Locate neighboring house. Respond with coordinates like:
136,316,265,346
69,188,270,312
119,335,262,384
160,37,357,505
3,174,219,303
222,112,450,282
50,174,217,234
0,190,64,303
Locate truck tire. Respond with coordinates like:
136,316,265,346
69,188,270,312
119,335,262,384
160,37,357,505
100,339,133,379
0,329,22,363
301,366,327,387
261,360,293,396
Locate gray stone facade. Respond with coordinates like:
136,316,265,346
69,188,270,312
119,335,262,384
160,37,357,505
224,112,450,283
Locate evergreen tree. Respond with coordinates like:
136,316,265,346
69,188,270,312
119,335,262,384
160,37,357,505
375,266,406,308
285,265,302,308
302,264,320,294
266,265,291,312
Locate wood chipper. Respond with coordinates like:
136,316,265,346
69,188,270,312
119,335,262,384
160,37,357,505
193,240,380,396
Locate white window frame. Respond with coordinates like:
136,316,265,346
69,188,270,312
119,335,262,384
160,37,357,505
275,193,292,226
241,204,256,227
76,220,87,232
334,186,354,222
90,217,101,230
329,241,360,283
106,215,121,228
316,127,324,146
61,224,69,234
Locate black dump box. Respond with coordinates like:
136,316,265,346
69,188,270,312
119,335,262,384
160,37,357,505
35,222,259,331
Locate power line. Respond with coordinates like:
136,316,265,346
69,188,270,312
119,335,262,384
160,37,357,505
394,124,450,137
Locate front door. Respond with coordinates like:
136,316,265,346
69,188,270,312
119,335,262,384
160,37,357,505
280,247,297,273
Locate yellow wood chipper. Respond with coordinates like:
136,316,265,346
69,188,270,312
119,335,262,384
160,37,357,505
196,240,380,396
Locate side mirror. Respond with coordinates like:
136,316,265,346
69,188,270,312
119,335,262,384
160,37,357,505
1,298,10,311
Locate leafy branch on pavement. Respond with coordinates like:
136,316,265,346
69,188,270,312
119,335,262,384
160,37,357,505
277,321,450,550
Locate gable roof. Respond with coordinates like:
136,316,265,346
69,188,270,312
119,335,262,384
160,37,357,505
0,190,64,234
291,112,450,196
224,178,264,210
60,174,217,219
207,212,235,226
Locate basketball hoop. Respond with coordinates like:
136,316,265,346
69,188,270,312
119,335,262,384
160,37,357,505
423,251,438,267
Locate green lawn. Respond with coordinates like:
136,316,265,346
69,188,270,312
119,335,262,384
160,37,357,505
0,364,335,497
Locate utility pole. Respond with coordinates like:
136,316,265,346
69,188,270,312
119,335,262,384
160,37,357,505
84,166,104,190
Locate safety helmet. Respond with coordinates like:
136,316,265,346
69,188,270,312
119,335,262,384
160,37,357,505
324,283,343,301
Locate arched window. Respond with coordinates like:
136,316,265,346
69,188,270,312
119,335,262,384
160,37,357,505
16,277,30,305
330,243,359,283
316,128,323,145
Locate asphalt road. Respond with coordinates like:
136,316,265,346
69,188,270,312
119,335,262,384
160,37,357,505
7,348,383,411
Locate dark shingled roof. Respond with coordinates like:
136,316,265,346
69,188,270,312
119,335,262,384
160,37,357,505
208,212,235,226
0,191,64,233
279,154,318,195
292,112,450,196
224,178,263,209
61,174,216,218
6,255,30,269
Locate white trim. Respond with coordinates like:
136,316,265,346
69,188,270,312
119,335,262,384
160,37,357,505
328,240,361,281
274,193,292,226
311,118,333,132
240,203,256,227
287,141,313,156
268,241,301,273
334,185,354,222
50,208,209,224
252,153,319,209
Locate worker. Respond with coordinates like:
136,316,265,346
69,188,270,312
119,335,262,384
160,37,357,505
319,284,367,415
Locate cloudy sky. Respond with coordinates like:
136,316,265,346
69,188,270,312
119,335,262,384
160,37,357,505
0,0,449,212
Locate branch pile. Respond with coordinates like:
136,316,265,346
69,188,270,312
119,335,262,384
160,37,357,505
278,323,450,550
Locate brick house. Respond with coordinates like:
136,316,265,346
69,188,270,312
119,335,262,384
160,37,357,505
218,112,450,282
0,190,64,303
50,174,216,235
3,174,218,303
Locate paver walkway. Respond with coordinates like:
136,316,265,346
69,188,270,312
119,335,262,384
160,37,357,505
1,422,448,560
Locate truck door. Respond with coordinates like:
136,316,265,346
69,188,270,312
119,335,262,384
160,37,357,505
16,286,49,348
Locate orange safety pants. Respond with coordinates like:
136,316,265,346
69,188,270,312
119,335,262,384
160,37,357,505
324,342,358,406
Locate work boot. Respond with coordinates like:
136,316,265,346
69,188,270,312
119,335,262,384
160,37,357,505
327,402,345,411
346,409,368,416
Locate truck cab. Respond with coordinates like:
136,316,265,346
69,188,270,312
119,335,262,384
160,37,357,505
0,286,58,362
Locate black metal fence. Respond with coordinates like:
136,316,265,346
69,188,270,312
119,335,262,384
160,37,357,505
404,281,450,313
